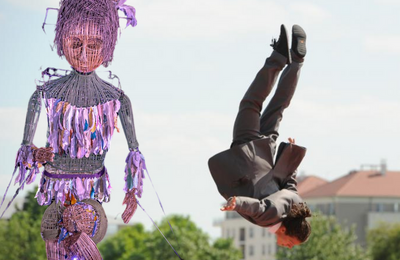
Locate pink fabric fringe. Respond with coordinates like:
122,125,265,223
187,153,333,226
45,98,121,158
14,145,40,191
124,149,146,198
35,168,112,206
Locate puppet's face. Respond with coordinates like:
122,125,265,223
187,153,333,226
62,23,104,73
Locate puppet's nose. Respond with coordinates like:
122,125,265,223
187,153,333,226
80,46,88,62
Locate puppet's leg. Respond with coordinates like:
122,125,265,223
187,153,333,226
259,25,307,153
46,239,67,260
232,50,287,146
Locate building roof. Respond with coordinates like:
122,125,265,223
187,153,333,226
301,171,400,198
297,175,328,195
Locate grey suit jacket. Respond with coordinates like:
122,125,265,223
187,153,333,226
208,137,306,227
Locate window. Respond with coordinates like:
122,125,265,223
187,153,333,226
262,244,266,255
395,203,399,212
249,227,254,238
249,245,254,256
262,228,266,237
328,203,335,215
240,228,246,241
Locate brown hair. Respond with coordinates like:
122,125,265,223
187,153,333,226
282,203,312,243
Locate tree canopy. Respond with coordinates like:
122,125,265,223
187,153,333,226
1,188,240,260
368,223,400,260
99,215,242,260
0,187,47,260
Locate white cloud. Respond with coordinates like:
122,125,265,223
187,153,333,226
374,0,400,5
133,0,286,39
289,2,332,23
123,0,332,42
5,0,56,12
364,35,400,54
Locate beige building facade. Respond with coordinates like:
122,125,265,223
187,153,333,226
217,211,277,260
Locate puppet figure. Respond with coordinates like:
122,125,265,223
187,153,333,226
209,25,312,249
1,0,144,259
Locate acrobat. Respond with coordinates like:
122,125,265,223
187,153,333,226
209,24,312,248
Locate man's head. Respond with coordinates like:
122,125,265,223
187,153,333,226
55,0,119,71
276,203,312,248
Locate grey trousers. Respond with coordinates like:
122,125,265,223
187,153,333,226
232,50,304,156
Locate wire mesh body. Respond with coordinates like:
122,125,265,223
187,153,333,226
25,70,139,174
15,0,142,259
41,200,107,243
62,200,107,243
41,202,65,240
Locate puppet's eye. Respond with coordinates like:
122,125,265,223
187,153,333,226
71,38,83,49
87,39,103,51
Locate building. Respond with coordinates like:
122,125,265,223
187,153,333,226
216,211,277,260
299,165,400,246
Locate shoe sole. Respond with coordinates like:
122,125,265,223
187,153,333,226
292,25,307,58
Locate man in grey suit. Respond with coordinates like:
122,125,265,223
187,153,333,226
208,24,311,248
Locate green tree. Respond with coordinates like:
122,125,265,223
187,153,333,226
99,223,151,260
276,214,370,260
368,223,400,260
100,215,241,260
0,187,47,260
207,237,242,260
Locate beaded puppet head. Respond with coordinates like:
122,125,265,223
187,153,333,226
53,0,136,73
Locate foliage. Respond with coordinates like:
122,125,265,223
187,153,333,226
368,223,400,260
99,215,241,260
1,188,240,260
276,213,370,260
99,223,151,260
0,187,47,260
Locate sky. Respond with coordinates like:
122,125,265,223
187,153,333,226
0,0,399,239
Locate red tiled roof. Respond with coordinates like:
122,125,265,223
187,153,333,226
301,171,400,198
297,175,328,195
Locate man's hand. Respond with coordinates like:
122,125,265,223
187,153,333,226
33,147,54,164
220,196,236,211
288,137,296,146
122,189,138,224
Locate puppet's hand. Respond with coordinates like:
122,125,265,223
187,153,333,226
33,147,54,164
288,137,296,146
122,189,138,224
220,196,237,211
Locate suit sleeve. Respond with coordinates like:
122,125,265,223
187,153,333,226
234,196,269,219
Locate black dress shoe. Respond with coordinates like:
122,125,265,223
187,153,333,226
270,24,292,64
292,24,307,58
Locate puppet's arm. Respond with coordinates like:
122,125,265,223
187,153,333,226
118,93,146,223
14,90,43,187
